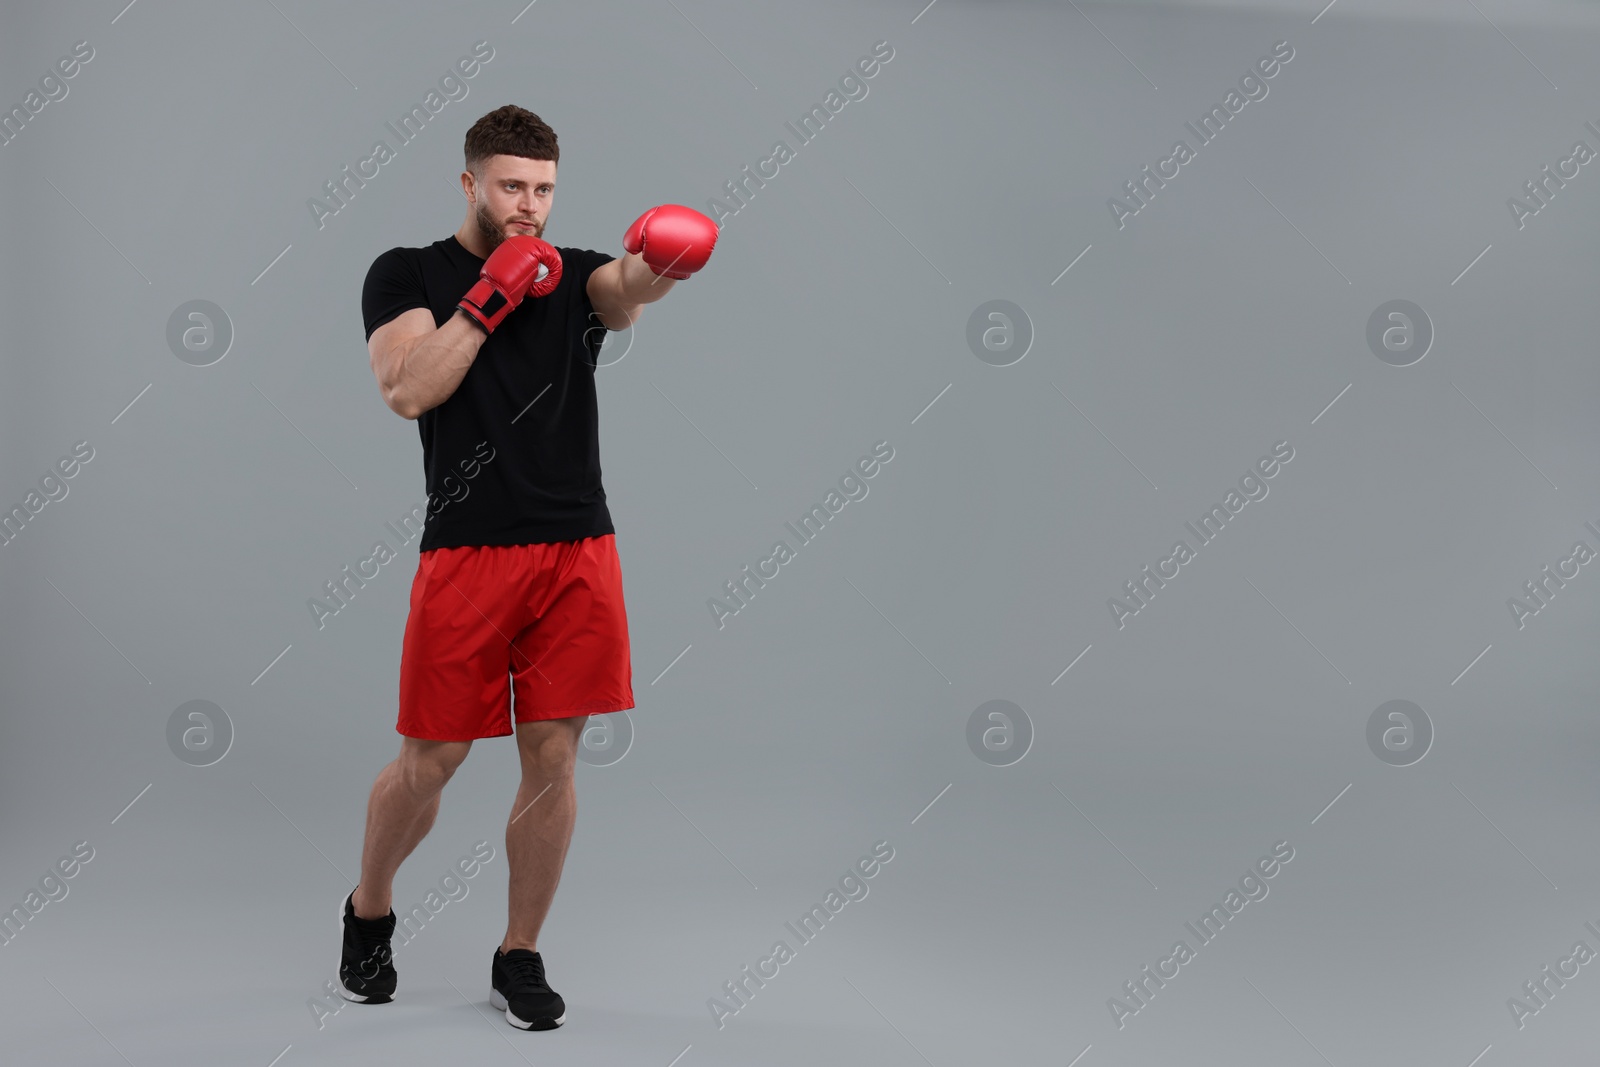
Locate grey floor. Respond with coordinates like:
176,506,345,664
5,0,1600,1063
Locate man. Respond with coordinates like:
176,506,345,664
341,104,716,1031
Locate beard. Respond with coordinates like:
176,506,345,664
475,202,543,250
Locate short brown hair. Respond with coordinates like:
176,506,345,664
463,105,559,179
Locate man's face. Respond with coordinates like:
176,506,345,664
470,155,556,251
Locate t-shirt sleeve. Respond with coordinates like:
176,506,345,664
361,246,430,343
565,246,617,301
565,247,618,364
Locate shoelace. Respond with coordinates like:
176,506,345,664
501,952,547,991
349,915,393,970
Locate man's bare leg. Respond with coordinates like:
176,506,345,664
500,716,586,953
351,736,474,920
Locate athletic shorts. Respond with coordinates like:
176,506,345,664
396,534,635,741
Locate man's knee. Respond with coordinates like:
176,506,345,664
398,739,471,796
515,717,584,774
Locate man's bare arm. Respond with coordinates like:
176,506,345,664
587,251,676,332
369,307,488,420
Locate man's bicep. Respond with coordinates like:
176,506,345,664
586,258,641,331
368,308,436,392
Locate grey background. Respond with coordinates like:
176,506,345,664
3,0,1599,1063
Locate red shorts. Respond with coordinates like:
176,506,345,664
397,535,635,741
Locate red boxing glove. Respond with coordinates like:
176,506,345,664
622,204,717,280
457,236,563,334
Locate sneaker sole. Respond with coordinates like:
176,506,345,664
489,988,565,1030
336,891,394,1004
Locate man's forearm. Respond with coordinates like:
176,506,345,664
617,250,677,305
391,310,487,419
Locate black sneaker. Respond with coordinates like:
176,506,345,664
337,889,397,1003
490,948,566,1030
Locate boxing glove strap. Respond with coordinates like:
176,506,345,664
458,279,510,333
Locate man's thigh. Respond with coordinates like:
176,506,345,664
510,535,635,722
398,546,523,741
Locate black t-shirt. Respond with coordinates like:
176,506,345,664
362,236,618,551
